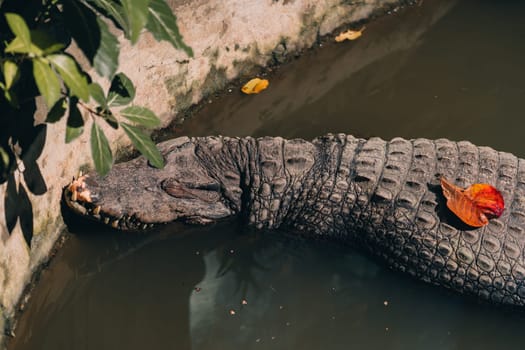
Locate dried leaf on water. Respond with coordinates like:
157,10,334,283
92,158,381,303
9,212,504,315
241,78,269,94
335,26,366,42
440,177,504,227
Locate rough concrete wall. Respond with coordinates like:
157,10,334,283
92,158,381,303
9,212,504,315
0,0,406,344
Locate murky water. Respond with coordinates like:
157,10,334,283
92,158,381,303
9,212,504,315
9,1,525,349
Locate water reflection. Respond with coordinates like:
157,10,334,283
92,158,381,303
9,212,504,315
11,217,525,350
9,223,206,349
11,220,525,350
189,228,525,350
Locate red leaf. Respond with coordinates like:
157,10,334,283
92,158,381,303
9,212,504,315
440,177,504,227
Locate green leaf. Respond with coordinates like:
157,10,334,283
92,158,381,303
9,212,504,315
107,72,135,106
4,37,25,53
90,83,119,128
146,0,193,57
0,145,15,182
3,60,19,89
5,13,31,50
121,0,151,44
0,146,11,171
87,0,128,32
33,58,61,108
62,0,100,64
121,123,164,168
89,82,107,106
66,98,84,143
48,54,89,102
93,18,119,78
96,106,119,129
4,37,43,55
90,122,113,175
104,113,119,129
120,106,161,128
46,97,67,123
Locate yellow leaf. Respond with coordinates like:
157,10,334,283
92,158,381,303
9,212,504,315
335,26,366,42
241,78,269,95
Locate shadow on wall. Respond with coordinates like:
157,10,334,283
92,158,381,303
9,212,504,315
1,97,47,247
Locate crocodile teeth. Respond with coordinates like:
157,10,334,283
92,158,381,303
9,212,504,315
93,206,101,215
69,201,87,215
111,220,119,229
103,217,110,224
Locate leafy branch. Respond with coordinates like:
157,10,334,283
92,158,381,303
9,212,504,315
1,0,191,177
0,0,191,246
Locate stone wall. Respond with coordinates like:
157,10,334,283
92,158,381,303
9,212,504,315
0,0,408,345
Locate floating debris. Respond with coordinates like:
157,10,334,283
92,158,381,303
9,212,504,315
241,78,269,94
335,26,366,42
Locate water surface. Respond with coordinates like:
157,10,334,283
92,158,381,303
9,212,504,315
10,1,525,349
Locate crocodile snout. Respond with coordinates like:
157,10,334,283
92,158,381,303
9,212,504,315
64,173,152,230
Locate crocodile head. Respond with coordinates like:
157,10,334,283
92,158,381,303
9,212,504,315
64,137,238,230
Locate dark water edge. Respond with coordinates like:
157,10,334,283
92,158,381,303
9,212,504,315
9,0,525,349
11,220,525,350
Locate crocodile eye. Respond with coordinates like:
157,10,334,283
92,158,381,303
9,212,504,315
162,179,221,202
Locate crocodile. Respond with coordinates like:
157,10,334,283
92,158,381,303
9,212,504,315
64,134,525,306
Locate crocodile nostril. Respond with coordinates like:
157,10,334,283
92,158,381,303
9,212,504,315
187,182,221,191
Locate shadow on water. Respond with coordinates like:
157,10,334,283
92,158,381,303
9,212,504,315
10,218,525,350
9,0,525,349
8,218,239,350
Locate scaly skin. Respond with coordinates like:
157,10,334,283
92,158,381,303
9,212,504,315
64,134,525,306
